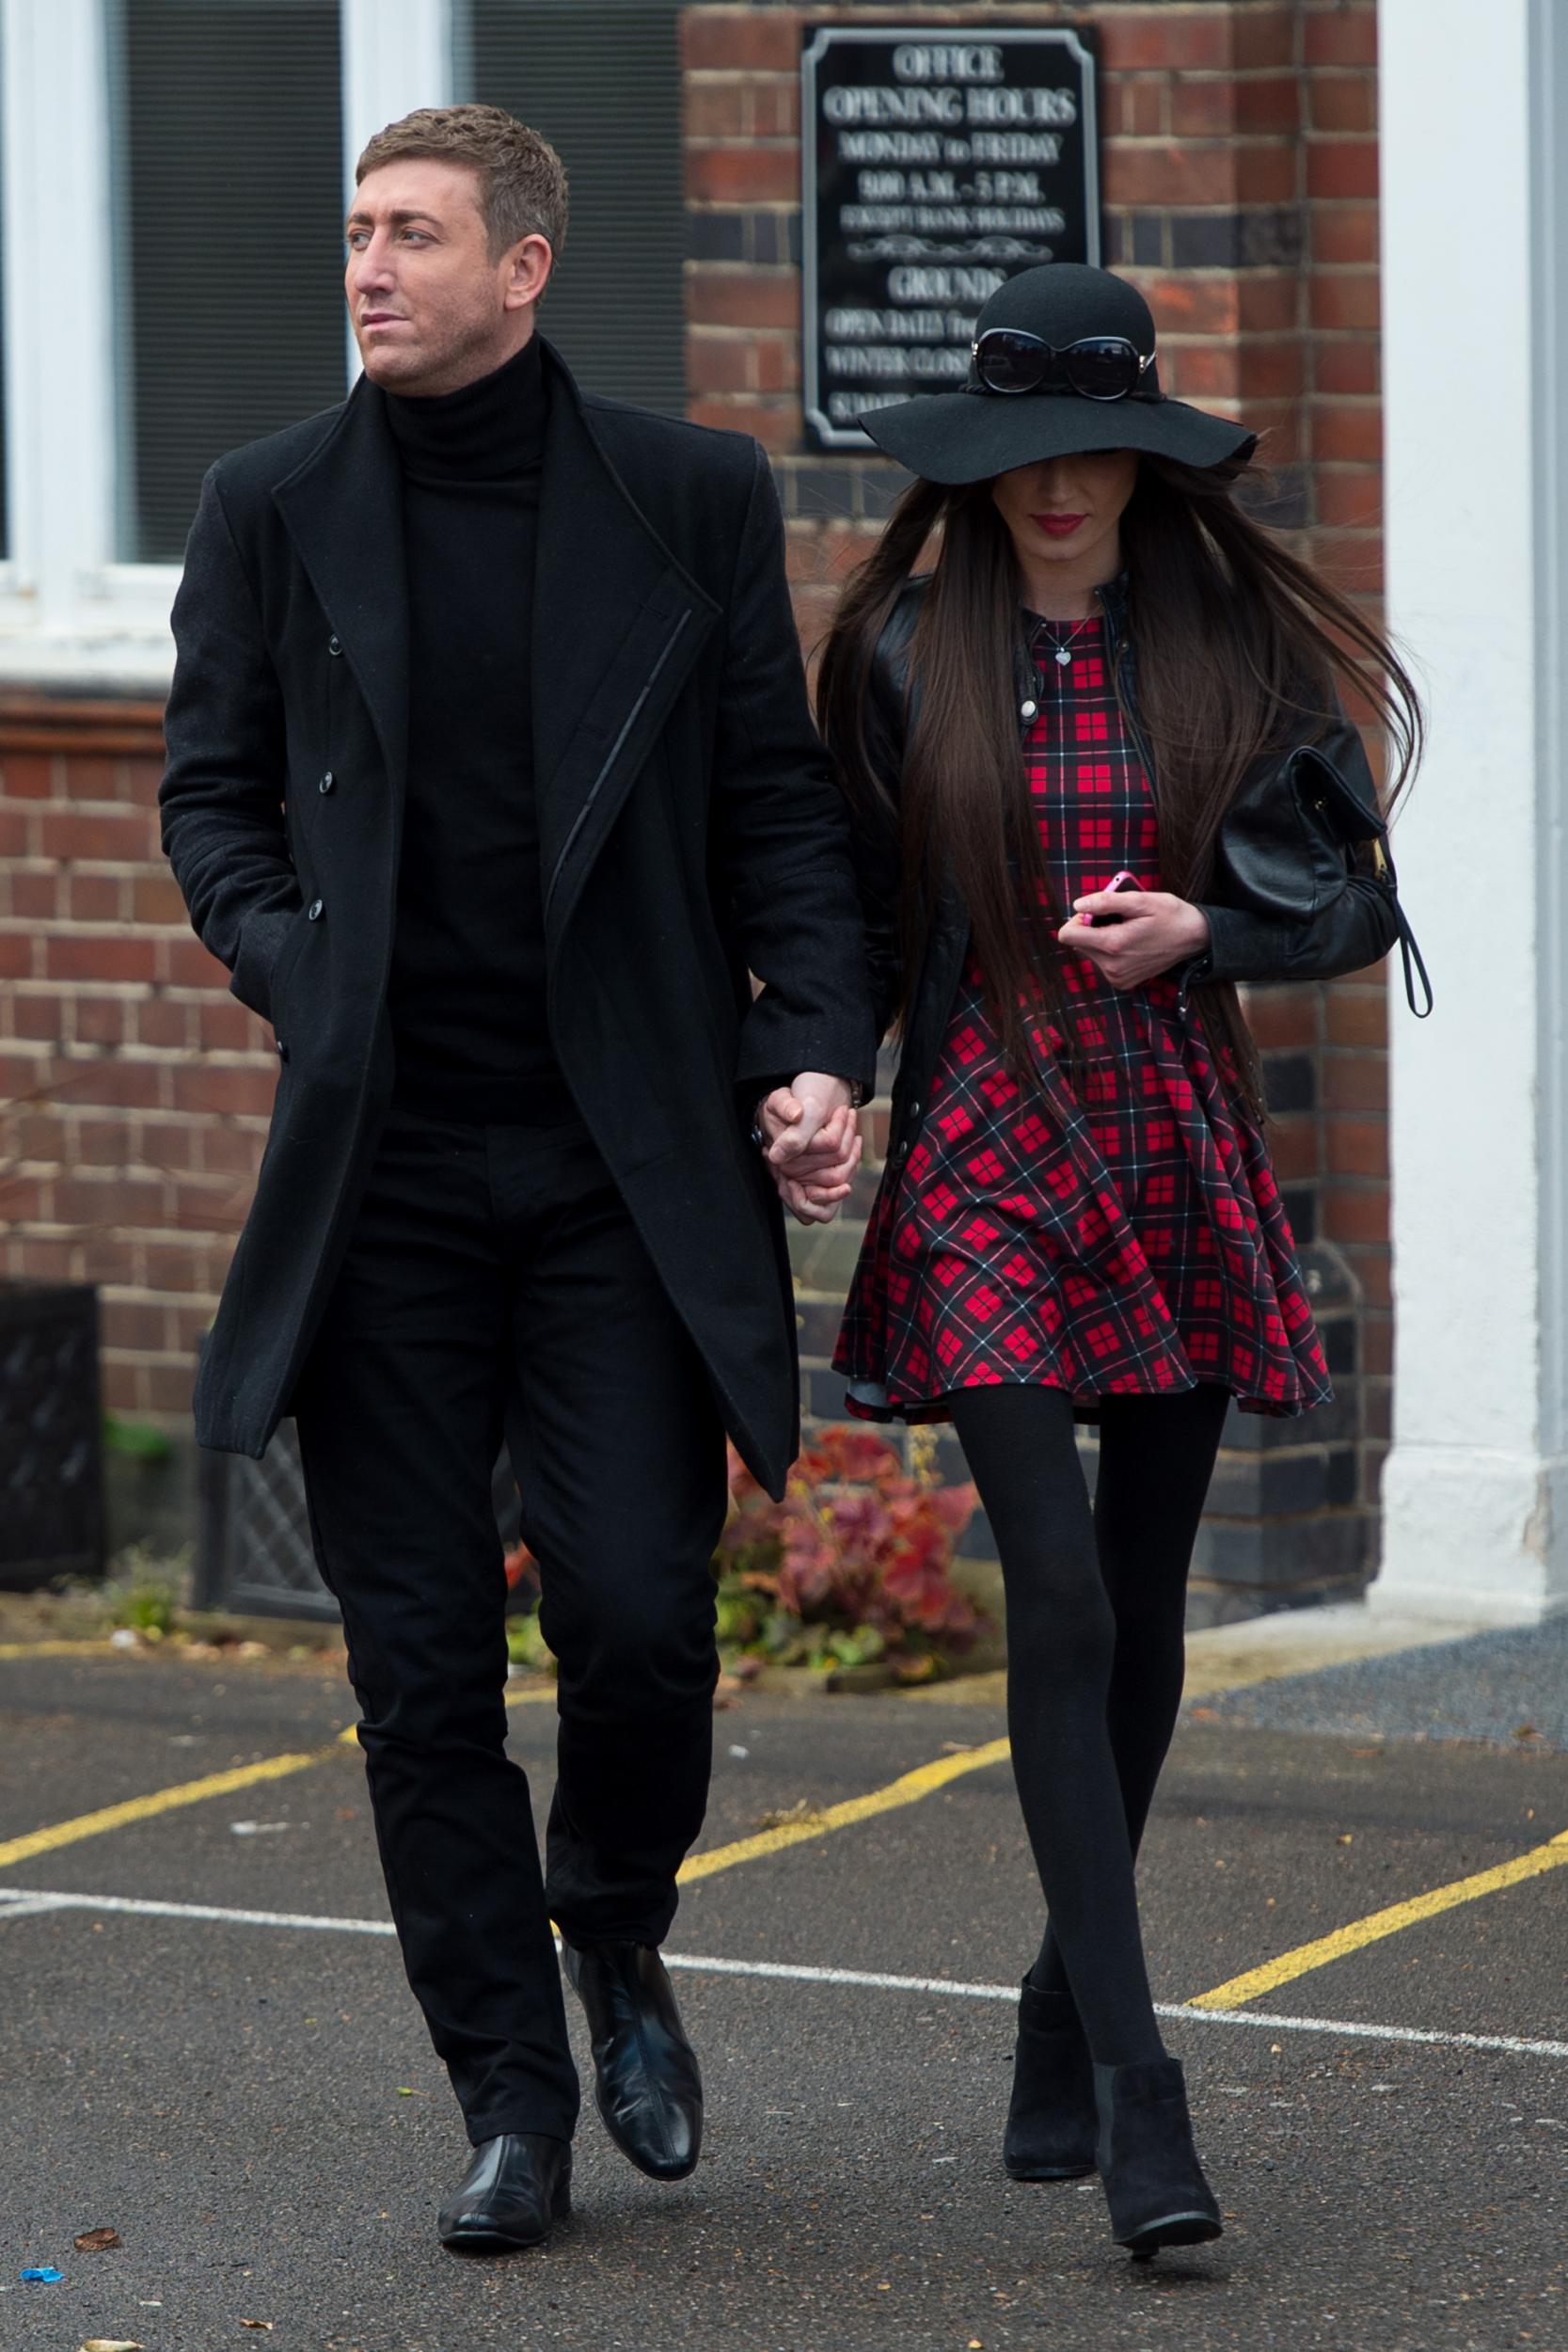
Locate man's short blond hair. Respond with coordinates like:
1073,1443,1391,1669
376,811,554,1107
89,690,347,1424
356,103,568,265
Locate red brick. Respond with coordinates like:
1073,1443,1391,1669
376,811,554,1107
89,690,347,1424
686,271,799,331
55,1172,168,1231
169,1062,279,1117
686,397,797,452
1304,8,1378,68
1098,9,1231,71
1321,1184,1389,1245
1236,275,1301,332
135,997,197,1051
1169,79,1238,139
1161,342,1242,401
1313,342,1380,395
0,808,28,855
1307,139,1378,200
689,334,755,395
142,1240,214,1292
1323,1052,1387,1110
1309,73,1377,133
1102,79,1166,138
1266,1117,1320,1183
681,8,800,74
158,935,231,989
8,870,59,920
1244,991,1320,1050
45,934,158,983
68,873,128,923
58,1057,166,1110
686,147,798,205
685,81,751,142
146,1362,201,1415
1233,75,1302,135
0,753,57,800
71,994,131,1047
755,80,800,139
198,1124,267,1178
753,337,800,395
1312,204,1380,266
1234,6,1297,68
133,873,188,925
1312,529,1384,595
1101,141,1237,209
1335,1105,1391,1171
1136,273,1240,336
1309,270,1380,331
1315,470,1383,530
0,933,34,978
198,998,262,1052
39,808,156,862
1326,986,1388,1046
8,993,63,1042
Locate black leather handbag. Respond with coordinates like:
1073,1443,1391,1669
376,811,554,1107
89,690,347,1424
1289,742,1433,1017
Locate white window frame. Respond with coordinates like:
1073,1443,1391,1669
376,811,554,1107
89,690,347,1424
0,0,451,691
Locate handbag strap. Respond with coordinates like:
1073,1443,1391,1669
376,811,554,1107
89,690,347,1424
1390,892,1434,1019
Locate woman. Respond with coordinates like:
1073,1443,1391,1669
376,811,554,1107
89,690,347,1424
811,265,1423,2257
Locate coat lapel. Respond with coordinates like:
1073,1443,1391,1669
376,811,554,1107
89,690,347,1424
271,378,410,799
532,342,719,945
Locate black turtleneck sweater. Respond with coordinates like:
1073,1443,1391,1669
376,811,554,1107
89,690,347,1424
384,337,569,1122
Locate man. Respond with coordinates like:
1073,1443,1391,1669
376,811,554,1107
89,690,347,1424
160,104,873,2251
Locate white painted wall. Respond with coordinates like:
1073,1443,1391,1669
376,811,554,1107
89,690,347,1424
1379,0,1568,1617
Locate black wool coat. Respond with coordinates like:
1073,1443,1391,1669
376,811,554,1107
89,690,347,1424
160,341,878,1492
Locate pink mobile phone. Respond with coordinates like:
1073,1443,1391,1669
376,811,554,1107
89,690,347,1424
1081,871,1143,927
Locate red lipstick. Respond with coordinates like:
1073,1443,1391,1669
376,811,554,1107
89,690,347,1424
1034,513,1086,538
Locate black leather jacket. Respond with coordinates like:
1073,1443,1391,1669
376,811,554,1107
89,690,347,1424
850,572,1403,1174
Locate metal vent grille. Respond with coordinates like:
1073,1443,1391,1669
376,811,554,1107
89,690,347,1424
107,0,346,564
455,0,689,417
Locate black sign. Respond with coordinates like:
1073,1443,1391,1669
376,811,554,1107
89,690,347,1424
801,27,1101,451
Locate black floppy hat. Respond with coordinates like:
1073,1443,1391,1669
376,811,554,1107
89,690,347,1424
860,264,1257,485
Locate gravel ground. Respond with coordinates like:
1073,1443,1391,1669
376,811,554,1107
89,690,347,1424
1191,1615,1568,1753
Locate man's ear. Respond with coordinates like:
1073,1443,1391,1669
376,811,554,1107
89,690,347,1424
503,233,553,312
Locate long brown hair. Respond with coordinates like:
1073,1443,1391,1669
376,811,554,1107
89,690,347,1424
816,454,1423,1103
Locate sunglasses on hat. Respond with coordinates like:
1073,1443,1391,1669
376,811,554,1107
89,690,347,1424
972,329,1159,403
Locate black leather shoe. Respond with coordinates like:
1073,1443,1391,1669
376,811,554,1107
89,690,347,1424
437,2132,572,2251
563,1940,703,2182
1003,1979,1098,2181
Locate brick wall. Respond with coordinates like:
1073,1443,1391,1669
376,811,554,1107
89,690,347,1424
0,699,275,1422
0,2,1390,1613
685,0,1390,1613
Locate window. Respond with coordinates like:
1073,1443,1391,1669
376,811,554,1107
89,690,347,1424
106,0,345,564
455,0,687,417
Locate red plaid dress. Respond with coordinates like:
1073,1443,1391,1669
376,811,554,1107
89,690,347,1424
834,612,1330,1422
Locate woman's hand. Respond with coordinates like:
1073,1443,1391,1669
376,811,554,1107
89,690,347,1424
1057,891,1210,992
757,1075,863,1226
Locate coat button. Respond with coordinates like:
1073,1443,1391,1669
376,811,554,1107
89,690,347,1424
327,633,342,657
318,770,335,794
307,898,324,921
1021,698,1037,720
276,1039,289,1062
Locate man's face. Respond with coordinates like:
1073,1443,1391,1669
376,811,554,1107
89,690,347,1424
345,157,551,397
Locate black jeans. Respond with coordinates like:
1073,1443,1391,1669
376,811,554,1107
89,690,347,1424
293,1107,728,2146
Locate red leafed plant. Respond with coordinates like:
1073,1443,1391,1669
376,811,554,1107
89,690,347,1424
715,1426,982,1679
503,1424,984,1682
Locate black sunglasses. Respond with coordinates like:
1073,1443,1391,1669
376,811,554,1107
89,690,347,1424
972,329,1158,403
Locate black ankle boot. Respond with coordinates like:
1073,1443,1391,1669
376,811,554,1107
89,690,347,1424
1093,2057,1223,2257
1003,1979,1097,2181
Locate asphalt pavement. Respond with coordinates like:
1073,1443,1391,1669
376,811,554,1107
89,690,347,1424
2,1642,1566,2351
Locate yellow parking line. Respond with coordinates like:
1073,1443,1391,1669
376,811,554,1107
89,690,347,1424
0,1750,338,1873
0,1640,119,1661
678,1735,1012,1883
1192,1824,1568,2010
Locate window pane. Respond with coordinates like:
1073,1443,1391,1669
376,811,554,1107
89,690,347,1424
108,0,345,564
455,1,687,417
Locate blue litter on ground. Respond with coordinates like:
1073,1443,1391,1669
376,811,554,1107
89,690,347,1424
19,2267,64,2283
1189,1613,1568,1753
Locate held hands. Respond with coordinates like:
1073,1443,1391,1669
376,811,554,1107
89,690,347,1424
757,1073,861,1226
1057,891,1211,992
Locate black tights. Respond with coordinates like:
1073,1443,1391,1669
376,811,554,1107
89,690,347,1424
948,1382,1230,2068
